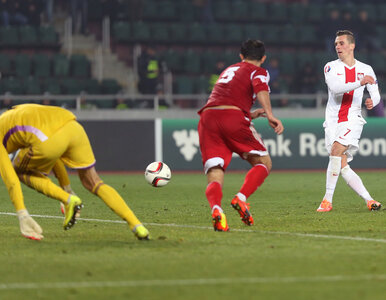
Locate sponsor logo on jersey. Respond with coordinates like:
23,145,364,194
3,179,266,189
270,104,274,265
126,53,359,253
357,73,364,80
324,65,331,73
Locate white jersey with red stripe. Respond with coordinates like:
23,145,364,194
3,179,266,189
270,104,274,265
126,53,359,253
323,59,380,126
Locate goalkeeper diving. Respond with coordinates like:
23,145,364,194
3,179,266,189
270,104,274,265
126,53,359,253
0,104,149,241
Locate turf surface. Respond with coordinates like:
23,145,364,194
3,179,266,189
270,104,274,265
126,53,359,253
0,171,385,300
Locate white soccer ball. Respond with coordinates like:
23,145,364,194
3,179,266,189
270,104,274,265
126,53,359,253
144,161,171,187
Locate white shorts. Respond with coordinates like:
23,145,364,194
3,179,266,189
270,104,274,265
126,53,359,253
324,121,364,162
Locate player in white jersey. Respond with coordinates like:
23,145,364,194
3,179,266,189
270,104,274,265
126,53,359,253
317,30,382,212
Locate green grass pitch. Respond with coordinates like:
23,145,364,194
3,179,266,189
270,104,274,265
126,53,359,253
0,171,385,300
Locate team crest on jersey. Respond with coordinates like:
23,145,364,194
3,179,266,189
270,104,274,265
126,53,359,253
357,73,364,80
324,65,331,73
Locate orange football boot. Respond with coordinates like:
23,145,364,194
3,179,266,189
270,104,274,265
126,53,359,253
231,196,254,225
212,209,229,232
317,199,332,212
367,200,382,211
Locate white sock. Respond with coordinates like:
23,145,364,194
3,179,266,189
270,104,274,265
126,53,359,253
236,192,246,202
341,165,372,203
211,205,223,213
324,156,342,203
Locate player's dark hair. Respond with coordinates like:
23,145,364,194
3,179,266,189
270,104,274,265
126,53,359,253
336,30,355,44
240,39,265,61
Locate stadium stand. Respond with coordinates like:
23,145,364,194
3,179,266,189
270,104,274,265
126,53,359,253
0,0,385,110
0,0,125,109
106,1,386,102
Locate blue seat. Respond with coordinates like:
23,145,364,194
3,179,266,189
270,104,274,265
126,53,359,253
249,2,267,22
288,3,307,24
158,0,177,20
132,22,151,42
182,49,201,74
175,75,194,94
19,26,38,45
306,3,324,23
70,55,90,78
223,24,244,43
268,2,288,22
1,77,24,94
24,77,42,95
213,0,231,21
201,50,219,74
279,52,296,76
33,54,51,78
14,54,31,77
61,78,83,94
260,25,280,44
298,26,318,45
231,0,250,21
151,23,169,42
189,23,206,42
161,48,183,73
101,79,121,94
84,79,101,94
142,0,158,19
206,23,224,43
169,23,188,42
38,26,58,45
195,75,209,94
177,0,196,22
297,52,316,69
43,78,61,95
113,22,131,42
0,27,19,45
281,24,298,46
53,54,70,77
0,53,12,76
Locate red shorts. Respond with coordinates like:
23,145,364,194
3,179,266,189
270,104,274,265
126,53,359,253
198,109,268,173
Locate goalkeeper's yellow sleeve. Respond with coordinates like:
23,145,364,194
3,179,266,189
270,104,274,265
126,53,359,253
0,145,25,211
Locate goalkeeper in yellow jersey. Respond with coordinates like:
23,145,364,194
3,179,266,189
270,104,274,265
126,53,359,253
0,104,149,241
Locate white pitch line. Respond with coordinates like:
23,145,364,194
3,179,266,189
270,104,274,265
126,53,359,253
1,211,386,244
0,274,385,290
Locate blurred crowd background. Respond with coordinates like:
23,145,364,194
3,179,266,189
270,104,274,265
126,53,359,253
0,0,385,111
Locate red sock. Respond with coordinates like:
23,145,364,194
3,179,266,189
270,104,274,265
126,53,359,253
239,164,269,198
205,181,222,209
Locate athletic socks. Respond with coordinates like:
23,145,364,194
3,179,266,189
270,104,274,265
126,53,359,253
19,172,69,203
94,183,141,230
324,156,342,203
205,181,222,210
341,165,373,202
206,164,269,211
52,160,71,187
239,164,269,199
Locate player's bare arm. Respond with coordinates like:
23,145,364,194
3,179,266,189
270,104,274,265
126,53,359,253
267,116,284,135
250,108,266,119
256,90,284,135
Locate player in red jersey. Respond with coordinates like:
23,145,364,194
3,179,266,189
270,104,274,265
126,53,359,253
198,39,284,231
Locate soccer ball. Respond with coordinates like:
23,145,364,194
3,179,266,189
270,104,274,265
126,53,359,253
144,162,171,187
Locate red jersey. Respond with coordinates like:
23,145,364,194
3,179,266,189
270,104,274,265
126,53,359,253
198,61,270,118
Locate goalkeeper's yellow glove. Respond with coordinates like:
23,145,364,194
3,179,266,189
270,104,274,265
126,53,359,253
17,209,44,240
